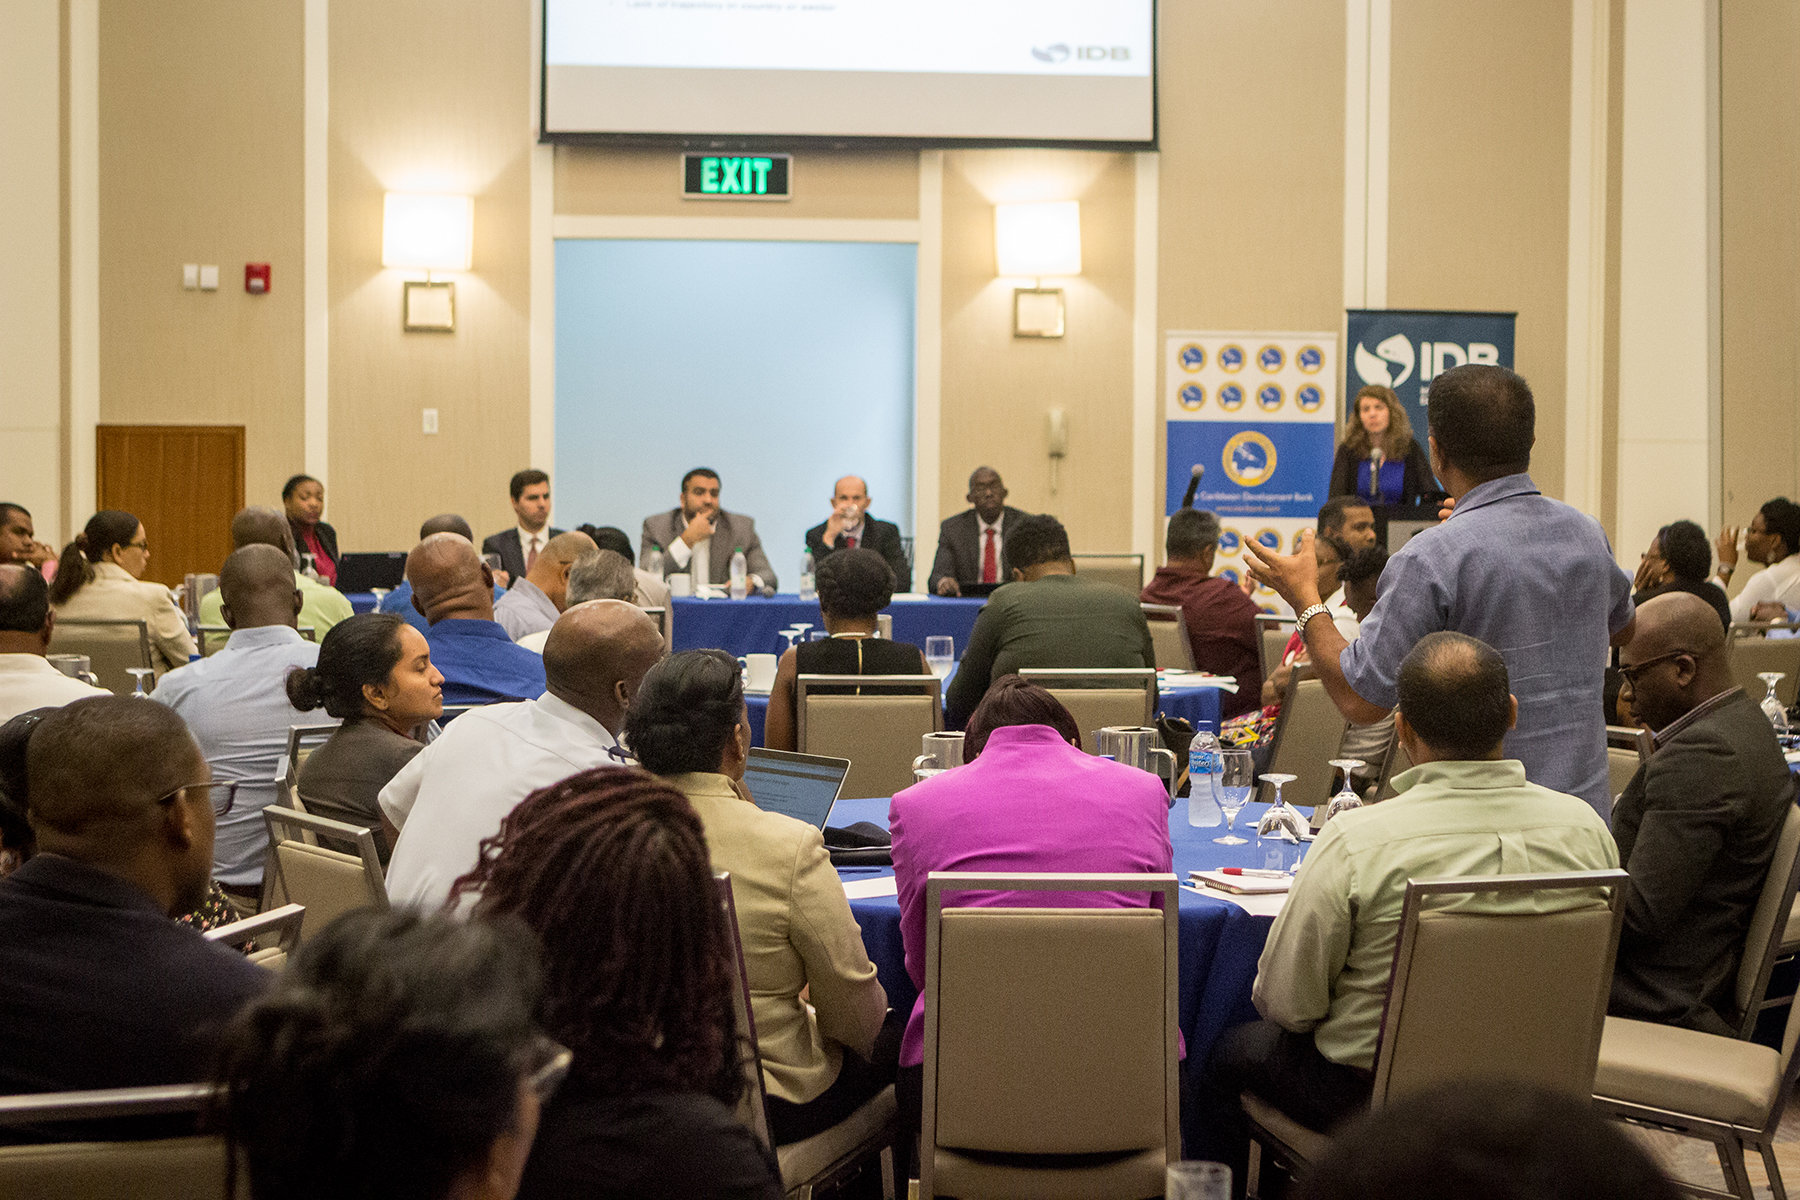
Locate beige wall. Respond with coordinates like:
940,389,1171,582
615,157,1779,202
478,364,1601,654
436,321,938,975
96,0,304,525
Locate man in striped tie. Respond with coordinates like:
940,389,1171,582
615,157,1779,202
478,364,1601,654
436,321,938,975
928,467,1029,597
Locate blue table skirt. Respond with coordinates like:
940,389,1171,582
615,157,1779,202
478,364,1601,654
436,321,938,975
672,594,985,657
347,592,377,614
828,793,1297,1158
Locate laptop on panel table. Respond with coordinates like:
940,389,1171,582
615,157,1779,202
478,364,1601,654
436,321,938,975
742,748,852,830
334,552,408,592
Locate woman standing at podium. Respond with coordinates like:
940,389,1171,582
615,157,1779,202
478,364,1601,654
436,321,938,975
1328,384,1434,505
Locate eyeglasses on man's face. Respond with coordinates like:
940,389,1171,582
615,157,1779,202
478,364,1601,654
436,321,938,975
1617,649,1692,688
155,780,239,817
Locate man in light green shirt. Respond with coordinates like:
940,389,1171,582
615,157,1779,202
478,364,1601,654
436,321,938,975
197,507,352,645
1198,631,1618,1170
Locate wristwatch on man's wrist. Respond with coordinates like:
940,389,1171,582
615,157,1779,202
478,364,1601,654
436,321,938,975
1296,602,1332,630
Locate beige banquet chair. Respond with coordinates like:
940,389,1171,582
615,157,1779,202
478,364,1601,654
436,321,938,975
1254,614,1293,684
919,871,1181,1200
1069,553,1145,595
1605,724,1654,808
260,807,388,938
1017,668,1156,752
205,902,306,972
1727,622,1800,708
1243,869,1629,1197
1258,664,1347,815
1142,603,1197,671
0,1083,227,1200
795,673,941,800
1721,802,1800,1037
46,617,154,695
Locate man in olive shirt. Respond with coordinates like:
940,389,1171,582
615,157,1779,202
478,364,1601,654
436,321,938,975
945,514,1154,727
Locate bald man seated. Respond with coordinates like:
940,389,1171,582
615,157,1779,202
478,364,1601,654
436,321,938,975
805,475,912,588
153,544,318,908
1610,591,1800,1033
197,505,354,641
0,696,268,1096
382,600,666,912
492,530,598,642
407,532,546,706
378,514,509,634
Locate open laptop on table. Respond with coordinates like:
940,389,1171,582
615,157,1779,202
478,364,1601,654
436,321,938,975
334,552,407,593
742,748,851,830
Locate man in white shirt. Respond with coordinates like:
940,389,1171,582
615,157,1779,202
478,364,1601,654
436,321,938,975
1715,497,1800,623
638,467,778,593
381,599,665,912
518,550,639,653
481,469,565,585
492,530,596,642
0,565,110,720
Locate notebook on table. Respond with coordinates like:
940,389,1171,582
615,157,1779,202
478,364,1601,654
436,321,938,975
742,748,852,830
334,552,407,592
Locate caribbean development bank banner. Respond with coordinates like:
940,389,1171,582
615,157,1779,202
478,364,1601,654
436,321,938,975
1165,331,1337,610
1345,309,1516,447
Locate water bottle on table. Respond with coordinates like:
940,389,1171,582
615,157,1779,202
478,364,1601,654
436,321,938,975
645,543,664,578
1187,727,1222,829
798,550,816,601
729,547,748,600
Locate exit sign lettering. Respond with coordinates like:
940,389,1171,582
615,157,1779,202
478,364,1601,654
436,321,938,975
682,154,792,201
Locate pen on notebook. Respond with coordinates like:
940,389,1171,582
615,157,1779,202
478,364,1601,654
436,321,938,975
1219,868,1288,878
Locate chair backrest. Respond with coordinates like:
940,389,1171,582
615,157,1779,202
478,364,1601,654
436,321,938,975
1727,624,1800,707
715,873,774,1151
1604,750,1642,806
1732,803,1800,1036
1375,739,1414,801
46,618,153,695
1017,668,1157,751
640,605,668,642
1141,604,1196,671
796,674,941,799
437,703,478,726
1259,664,1347,810
204,902,306,971
1069,553,1145,595
196,625,232,657
1371,869,1629,1107
261,806,387,937
282,721,341,796
0,1084,225,1200
1254,613,1293,682
920,872,1179,1200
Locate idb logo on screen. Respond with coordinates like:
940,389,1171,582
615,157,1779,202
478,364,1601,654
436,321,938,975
1297,345,1325,374
1218,528,1241,556
1177,343,1206,373
1177,383,1205,411
1257,345,1285,373
1218,345,1246,373
1223,431,1278,488
1217,383,1246,411
1354,333,1502,389
1256,383,1284,412
1296,385,1324,413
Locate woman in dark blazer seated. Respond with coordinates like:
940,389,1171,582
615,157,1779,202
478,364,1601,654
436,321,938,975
1328,385,1435,506
287,612,443,862
765,547,929,752
283,473,340,586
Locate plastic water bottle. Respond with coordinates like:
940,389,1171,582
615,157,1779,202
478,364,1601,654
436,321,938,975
1188,727,1222,827
729,547,748,600
798,550,817,601
644,543,663,577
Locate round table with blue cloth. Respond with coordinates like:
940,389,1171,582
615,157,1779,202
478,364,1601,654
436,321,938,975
670,594,986,657
827,792,1300,1159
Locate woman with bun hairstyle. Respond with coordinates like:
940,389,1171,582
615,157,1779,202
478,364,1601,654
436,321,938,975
48,510,195,675
286,612,442,861
1328,384,1435,505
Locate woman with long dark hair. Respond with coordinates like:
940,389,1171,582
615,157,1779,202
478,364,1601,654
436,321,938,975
49,510,194,674
1328,384,1434,505
455,768,783,1200
282,474,339,586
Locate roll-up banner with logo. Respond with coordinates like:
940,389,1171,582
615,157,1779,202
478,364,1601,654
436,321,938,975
1166,331,1338,613
1344,310,1516,444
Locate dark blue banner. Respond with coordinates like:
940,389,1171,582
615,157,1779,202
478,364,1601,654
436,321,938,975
1344,310,1516,448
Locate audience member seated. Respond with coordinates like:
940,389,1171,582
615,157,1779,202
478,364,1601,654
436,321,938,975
640,467,778,593
379,513,508,632
1327,383,1435,505
1198,632,1618,1175
1223,534,1354,751
495,530,598,642
407,532,547,705
281,473,339,587
1610,592,1799,1032
1715,496,1800,624
765,547,929,752
49,508,195,674
198,505,354,638
1332,544,1395,785
928,466,1027,596
456,768,785,1200
287,612,443,863
1633,518,1731,631
578,524,672,612
483,469,565,586
945,514,1155,728
888,675,1175,1169
383,600,664,912
0,709,47,875
1316,495,1378,552
624,651,890,1147
1139,507,1264,718
0,502,57,573
517,550,639,654
804,474,911,586
0,696,267,1096
1293,1080,1680,1200
152,545,318,913
218,908,550,1200
0,564,109,720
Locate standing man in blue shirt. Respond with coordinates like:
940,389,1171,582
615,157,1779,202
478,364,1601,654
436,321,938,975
407,532,546,706
1245,364,1634,816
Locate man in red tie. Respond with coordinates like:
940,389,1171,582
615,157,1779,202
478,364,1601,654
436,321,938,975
929,467,1028,596
803,475,913,589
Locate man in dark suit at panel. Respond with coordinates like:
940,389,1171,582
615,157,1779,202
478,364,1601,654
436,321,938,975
929,466,1029,596
805,475,911,589
480,469,565,585
1610,591,1799,1034
639,467,778,593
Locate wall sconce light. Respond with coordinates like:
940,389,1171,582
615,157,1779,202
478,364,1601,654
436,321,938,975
382,192,473,332
994,200,1081,338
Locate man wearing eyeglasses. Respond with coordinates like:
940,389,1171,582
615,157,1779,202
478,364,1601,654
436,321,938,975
152,545,317,916
1610,592,1798,1033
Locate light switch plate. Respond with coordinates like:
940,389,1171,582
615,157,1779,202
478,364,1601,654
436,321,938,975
182,264,199,290
198,264,219,291
422,408,439,435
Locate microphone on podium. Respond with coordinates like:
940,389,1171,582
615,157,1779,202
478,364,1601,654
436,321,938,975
1180,463,1205,509
1368,447,1386,500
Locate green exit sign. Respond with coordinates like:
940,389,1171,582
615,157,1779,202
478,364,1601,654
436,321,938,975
682,154,791,201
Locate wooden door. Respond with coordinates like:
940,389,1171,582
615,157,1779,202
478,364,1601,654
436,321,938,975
97,425,245,588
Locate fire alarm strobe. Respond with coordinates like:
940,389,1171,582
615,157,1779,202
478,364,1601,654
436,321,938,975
245,263,271,294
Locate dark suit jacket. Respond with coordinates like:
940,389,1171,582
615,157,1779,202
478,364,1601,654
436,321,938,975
639,510,778,590
1327,439,1435,504
804,517,910,587
1609,688,1799,1033
296,716,425,864
928,506,1028,592
289,518,338,570
480,527,567,584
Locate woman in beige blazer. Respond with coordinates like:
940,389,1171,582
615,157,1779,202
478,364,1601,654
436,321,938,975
624,649,893,1147
49,510,195,675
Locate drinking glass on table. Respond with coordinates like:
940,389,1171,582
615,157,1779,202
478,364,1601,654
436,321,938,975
1758,673,1790,733
481,553,504,574
127,667,155,698
1324,758,1367,821
369,586,390,610
925,636,955,680
1257,773,1308,872
1213,747,1254,845
1165,1161,1231,1200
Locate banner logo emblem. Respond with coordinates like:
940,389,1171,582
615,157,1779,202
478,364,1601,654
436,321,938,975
1353,333,1416,387
1218,344,1246,373
1297,345,1325,373
1296,384,1324,413
1218,529,1241,556
1257,345,1285,372
1223,432,1278,488
1177,383,1205,411
1217,383,1246,411
1256,383,1285,411
1177,343,1206,373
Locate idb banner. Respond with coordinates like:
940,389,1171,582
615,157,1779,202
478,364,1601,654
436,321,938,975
1345,309,1515,447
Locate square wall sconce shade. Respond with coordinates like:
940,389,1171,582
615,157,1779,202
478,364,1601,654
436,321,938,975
993,201,1081,278
382,192,473,272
